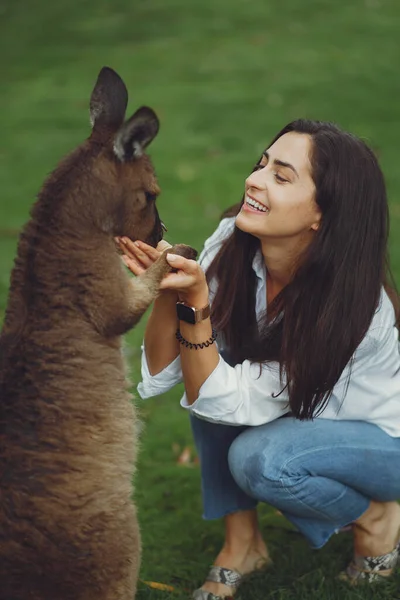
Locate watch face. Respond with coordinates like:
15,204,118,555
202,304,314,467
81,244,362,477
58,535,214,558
176,303,196,324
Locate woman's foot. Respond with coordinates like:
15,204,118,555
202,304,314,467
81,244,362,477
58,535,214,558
354,501,400,557
199,533,270,598
196,510,271,598
346,501,400,581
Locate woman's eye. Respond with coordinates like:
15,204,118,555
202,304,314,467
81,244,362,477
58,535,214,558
252,164,264,172
274,173,288,184
145,192,157,202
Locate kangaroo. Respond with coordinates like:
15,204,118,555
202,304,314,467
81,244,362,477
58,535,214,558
0,66,196,600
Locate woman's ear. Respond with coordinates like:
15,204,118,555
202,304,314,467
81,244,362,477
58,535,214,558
311,221,320,231
310,208,322,231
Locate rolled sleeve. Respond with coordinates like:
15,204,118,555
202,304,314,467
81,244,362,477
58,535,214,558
180,355,290,425
137,344,183,399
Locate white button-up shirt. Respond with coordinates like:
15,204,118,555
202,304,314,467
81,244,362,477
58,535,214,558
138,217,400,437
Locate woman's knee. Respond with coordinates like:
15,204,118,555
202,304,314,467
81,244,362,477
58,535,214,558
227,428,283,497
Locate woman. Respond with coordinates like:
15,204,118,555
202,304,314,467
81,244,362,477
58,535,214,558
119,120,400,598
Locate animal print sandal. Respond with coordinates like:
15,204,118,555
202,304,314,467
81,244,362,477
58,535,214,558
339,541,400,584
192,566,243,600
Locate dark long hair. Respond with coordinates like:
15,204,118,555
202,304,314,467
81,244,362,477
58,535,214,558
207,119,398,420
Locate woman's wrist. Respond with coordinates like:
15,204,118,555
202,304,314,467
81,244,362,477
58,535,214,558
154,289,179,308
178,286,209,308
157,289,178,300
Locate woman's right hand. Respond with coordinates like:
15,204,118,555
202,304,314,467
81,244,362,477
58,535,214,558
115,237,172,276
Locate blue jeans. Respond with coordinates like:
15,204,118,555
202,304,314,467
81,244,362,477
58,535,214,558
190,415,400,549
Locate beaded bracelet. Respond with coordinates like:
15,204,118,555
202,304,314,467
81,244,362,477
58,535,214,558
175,328,217,350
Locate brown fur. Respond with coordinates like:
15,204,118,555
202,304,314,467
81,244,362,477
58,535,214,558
0,67,196,600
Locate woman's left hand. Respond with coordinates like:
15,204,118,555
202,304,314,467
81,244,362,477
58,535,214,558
159,253,209,307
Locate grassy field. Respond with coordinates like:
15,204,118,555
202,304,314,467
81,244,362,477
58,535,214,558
1,0,400,597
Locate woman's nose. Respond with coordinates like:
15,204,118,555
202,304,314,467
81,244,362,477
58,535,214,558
245,169,267,190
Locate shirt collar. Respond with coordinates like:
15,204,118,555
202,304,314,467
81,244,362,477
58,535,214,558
252,247,266,281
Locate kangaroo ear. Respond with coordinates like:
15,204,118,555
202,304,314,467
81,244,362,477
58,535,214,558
113,106,159,161
90,67,128,129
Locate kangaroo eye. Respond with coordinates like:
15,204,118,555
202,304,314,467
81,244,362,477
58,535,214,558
145,192,157,202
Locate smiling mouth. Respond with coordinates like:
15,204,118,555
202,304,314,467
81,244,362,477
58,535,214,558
244,195,269,213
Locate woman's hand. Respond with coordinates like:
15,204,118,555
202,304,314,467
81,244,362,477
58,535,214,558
116,237,172,276
116,237,209,306
160,253,209,307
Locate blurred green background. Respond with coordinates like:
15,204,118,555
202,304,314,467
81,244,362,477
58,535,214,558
1,1,400,598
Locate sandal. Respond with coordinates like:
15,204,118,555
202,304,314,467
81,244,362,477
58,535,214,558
339,541,400,584
192,566,243,600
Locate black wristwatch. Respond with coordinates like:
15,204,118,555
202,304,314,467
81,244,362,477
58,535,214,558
176,301,211,324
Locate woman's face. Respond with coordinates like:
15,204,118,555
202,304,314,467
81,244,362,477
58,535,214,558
235,132,321,243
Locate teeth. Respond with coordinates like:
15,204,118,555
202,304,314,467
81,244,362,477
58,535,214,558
245,196,268,212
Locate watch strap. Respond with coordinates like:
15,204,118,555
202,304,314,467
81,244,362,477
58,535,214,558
176,301,210,324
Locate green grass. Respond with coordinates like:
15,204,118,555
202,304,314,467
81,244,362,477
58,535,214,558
1,0,400,597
